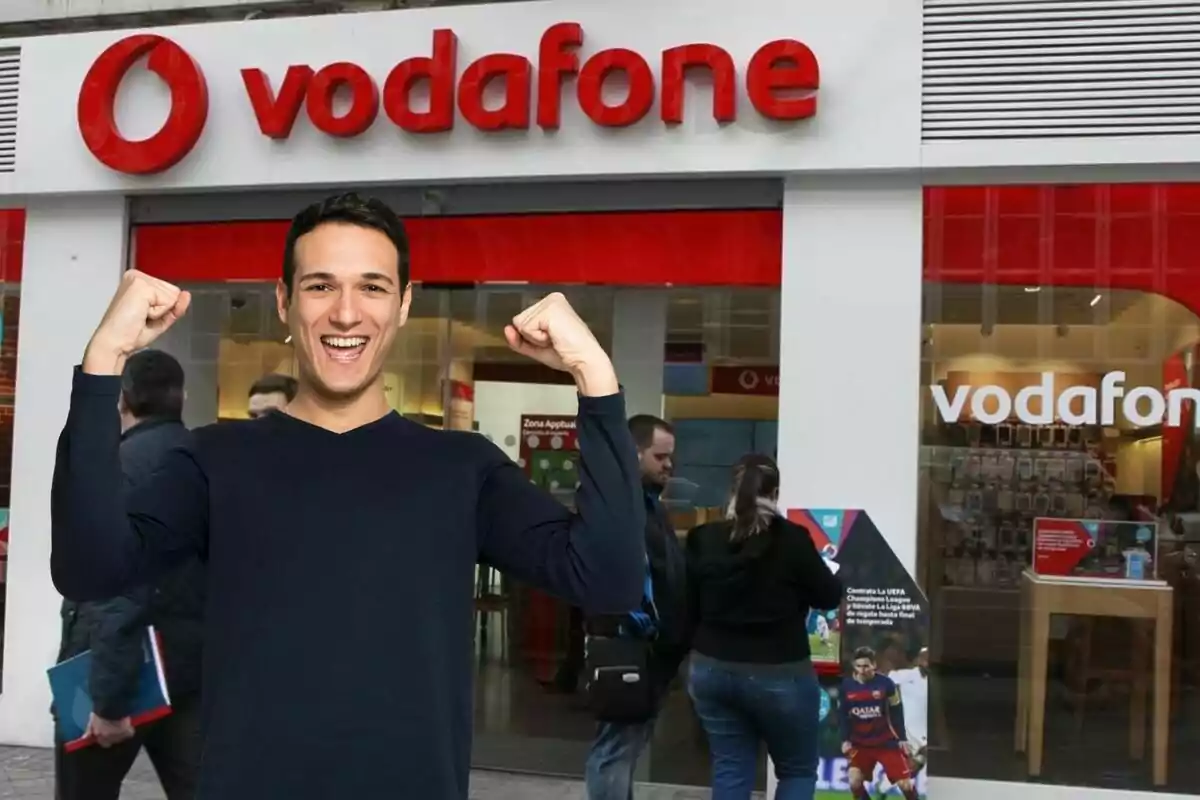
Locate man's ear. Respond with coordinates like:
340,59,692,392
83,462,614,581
275,279,289,327
398,283,413,327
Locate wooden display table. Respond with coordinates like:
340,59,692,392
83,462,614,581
1015,569,1173,785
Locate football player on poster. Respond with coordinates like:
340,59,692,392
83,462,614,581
878,648,928,798
839,647,918,800
815,613,831,647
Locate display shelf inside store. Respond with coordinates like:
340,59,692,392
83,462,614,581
925,419,1118,593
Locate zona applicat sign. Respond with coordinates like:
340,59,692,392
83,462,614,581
932,371,1200,428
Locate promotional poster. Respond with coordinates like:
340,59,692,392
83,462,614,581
788,509,931,799
1032,516,1159,580
789,509,851,666
518,415,580,504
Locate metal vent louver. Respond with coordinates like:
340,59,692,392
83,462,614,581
0,49,17,172
923,0,1200,140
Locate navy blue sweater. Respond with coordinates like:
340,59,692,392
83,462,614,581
51,368,644,799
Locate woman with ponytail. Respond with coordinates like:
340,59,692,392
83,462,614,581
684,454,842,800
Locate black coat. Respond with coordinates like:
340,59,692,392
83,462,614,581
57,417,206,720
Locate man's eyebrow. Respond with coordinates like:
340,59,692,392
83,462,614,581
298,271,394,285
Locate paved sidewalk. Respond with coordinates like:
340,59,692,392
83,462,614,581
0,745,731,799
0,746,590,800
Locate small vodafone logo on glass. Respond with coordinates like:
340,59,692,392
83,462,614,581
76,34,209,175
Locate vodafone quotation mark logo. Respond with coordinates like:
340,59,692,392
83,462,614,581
77,35,209,175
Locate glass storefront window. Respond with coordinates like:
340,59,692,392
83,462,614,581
922,184,1200,793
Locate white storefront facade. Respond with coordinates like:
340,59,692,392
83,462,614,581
0,1,1197,798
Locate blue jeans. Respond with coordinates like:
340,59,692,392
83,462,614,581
687,657,820,800
584,719,655,800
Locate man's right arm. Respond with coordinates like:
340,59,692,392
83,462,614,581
85,592,150,721
51,369,208,601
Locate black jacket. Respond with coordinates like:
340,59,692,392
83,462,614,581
57,417,206,719
687,515,842,664
589,489,690,700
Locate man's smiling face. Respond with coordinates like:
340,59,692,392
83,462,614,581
277,221,412,401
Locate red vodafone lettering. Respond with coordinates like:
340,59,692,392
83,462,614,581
458,53,531,131
308,63,378,137
241,66,311,138
241,24,818,139
577,48,655,127
662,44,736,124
382,29,458,133
242,62,379,139
536,23,582,129
747,39,820,120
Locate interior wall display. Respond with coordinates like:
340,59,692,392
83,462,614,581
1033,517,1160,580
786,509,931,799
924,408,1118,592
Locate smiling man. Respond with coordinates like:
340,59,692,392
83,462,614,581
50,193,645,800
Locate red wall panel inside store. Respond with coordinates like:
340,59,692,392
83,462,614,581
924,183,1200,319
134,210,783,286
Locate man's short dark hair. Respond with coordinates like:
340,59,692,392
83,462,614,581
249,373,299,402
282,192,410,297
853,647,876,663
121,349,185,420
628,415,673,450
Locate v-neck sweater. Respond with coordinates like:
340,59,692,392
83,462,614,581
51,367,645,799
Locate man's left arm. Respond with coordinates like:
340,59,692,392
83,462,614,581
475,390,645,616
475,292,647,616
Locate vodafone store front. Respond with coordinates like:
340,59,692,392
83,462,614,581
2,0,1200,798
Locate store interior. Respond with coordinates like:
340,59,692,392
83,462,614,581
157,279,781,788
920,281,1200,792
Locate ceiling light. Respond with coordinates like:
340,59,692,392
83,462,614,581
1090,294,1102,307
1024,287,1041,293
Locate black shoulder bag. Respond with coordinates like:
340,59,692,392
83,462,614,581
584,562,659,723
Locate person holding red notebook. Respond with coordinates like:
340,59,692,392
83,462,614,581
53,349,204,800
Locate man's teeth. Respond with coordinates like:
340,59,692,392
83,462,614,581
322,336,367,349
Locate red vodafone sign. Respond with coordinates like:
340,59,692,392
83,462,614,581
77,34,209,175
77,23,819,175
